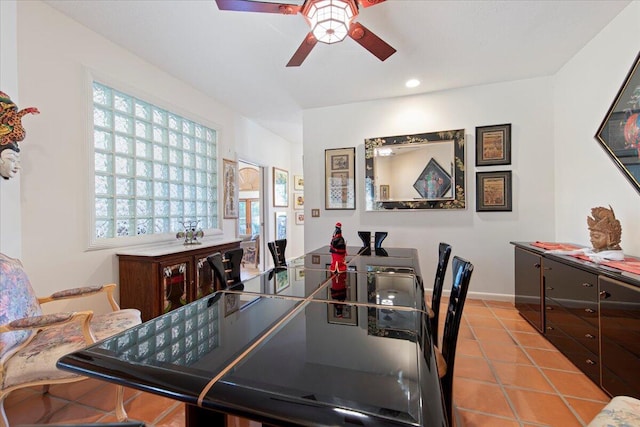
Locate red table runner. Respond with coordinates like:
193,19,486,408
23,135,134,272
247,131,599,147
530,242,640,275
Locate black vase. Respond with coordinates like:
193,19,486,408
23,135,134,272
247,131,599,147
374,232,388,256
357,231,371,255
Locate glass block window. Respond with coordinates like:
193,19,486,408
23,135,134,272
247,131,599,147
92,82,218,241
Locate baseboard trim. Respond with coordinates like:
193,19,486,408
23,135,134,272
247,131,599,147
440,289,514,303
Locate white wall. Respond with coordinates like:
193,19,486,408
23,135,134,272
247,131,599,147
303,2,640,300
16,1,302,308
554,2,640,255
0,0,22,258
303,78,556,298
233,116,305,258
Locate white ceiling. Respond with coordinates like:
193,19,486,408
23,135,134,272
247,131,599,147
43,0,630,145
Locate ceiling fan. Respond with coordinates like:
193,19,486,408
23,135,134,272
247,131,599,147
214,0,396,67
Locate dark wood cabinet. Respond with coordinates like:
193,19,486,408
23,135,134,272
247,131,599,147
599,276,640,398
514,247,544,333
512,242,640,399
543,258,600,384
118,239,240,321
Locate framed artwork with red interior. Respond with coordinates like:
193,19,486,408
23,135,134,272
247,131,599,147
476,124,511,166
476,170,512,212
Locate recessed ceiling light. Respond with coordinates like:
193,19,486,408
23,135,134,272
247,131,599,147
405,79,420,88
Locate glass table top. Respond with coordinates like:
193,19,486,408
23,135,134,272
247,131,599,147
58,246,444,426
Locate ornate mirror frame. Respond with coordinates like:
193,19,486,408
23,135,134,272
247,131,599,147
364,129,466,210
595,51,640,195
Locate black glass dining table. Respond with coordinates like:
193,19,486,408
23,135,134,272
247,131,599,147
57,246,447,426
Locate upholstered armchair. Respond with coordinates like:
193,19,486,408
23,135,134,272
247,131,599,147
0,253,142,427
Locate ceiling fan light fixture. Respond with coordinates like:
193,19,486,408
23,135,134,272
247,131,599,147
305,0,355,44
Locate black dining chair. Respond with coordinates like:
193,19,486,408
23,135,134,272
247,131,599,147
424,243,452,347
435,256,474,424
207,252,230,290
267,239,287,268
223,247,244,285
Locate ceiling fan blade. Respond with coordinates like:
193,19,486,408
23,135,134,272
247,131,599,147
348,22,396,62
286,33,318,67
215,0,301,14
357,0,386,8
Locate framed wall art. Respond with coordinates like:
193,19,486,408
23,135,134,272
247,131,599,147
274,269,290,294
222,158,238,219
295,211,304,225
364,129,466,211
325,147,355,210
275,211,287,240
476,171,512,212
223,293,240,317
379,184,390,200
272,167,289,207
294,175,304,190
594,51,640,194
476,124,511,166
293,192,304,209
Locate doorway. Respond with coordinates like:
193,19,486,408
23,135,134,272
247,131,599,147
238,160,264,278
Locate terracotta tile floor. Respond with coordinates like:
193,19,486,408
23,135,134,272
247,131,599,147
4,299,610,426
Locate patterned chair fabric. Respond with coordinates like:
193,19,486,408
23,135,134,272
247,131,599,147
587,396,640,427
0,254,41,363
0,253,141,427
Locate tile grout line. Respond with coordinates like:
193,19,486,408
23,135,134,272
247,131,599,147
459,301,524,426
486,302,592,427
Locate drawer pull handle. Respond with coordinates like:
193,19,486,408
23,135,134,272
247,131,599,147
546,306,553,310
584,308,596,314
546,326,554,331
546,287,554,291
600,291,611,299
586,359,596,366
585,333,595,339
533,263,541,268
582,283,593,288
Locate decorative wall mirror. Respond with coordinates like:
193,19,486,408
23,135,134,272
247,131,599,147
595,51,640,195
364,129,466,210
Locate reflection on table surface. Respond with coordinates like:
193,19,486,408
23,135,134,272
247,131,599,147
58,246,445,427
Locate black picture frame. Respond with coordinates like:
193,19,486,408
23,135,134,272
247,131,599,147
476,124,512,166
594,51,640,195
412,158,452,199
476,171,512,212
325,147,356,210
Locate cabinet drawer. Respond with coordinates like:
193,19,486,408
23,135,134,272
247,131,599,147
544,321,600,384
544,258,598,303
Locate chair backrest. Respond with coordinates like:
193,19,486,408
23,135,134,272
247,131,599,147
440,256,474,423
224,247,244,284
268,239,287,267
430,243,452,346
206,252,228,290
0,253,43,360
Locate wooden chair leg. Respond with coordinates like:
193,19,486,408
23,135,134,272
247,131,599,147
115,385,129,421
0,393,8,427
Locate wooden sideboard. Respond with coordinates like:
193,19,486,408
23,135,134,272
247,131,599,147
118,239,240,321
512,242,640,399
